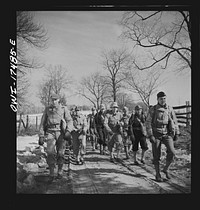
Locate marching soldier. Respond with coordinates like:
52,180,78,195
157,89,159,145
129,105,148,165
146,91,180,182
94,104,107,154
120,106,132,159
104,102,124,162
38,93,73,180
71,106,88,164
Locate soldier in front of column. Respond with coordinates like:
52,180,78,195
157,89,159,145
120,106,132,159
38,93,73,180
71,106,88,165
104,102,124,163
146,91,180,182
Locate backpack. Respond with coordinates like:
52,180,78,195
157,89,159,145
151,104,175,134
129,113,147,136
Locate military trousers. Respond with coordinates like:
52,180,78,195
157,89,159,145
45,131,67,167
107,133,123,152
71,131,86,159
96,127,107,146
89,128,97,144
152,133,176,165
132,130,148,152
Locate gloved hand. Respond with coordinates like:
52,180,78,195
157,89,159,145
38,135,45,146
168,131,175,139
149,135,156,144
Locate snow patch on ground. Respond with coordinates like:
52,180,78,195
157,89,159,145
17,135,38,151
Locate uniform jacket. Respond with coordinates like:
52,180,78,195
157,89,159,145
94,111,106,129
129,113,147,136
120,113,131,131
146,103,179,137
104,111,123,134
39,104,73,134
72,113,88,134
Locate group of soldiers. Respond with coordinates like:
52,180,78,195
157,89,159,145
38,91,180,182
86,102,148,165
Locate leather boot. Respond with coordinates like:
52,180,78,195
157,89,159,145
48,164,55,182
154,164,163,182
100,145,103,154
162,161,172,179
103,145,108,155
124,146,130,159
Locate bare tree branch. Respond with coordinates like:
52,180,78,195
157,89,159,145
120,11,191,72
101,48,133,102
124,67,164,106
17,11,48,108
37,65,73,107
78,71,109,109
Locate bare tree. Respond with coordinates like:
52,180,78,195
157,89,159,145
116,92,136,111
78,71,109,109
17,11,48,109
124,67,165,107
38,80,53,107
119,11,191,72
45,65,73,94
38,65,73,107
17,11,48,49
101,48,133,102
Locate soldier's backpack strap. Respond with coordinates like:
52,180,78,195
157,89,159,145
151,105,172,125
151,105,157,126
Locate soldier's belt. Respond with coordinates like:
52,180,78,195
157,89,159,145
47,123,60,129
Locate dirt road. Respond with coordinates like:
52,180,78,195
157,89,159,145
17,135,191,194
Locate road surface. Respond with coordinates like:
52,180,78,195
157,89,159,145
31,144,190,194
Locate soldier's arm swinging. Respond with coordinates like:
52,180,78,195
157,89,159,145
38,108,47,136
38,108,47,145
62,107,74,141
169,106,180,141
145,107,156,143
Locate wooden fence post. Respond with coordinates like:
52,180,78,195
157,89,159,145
25,115,29,130
186,101,191,127
36,116,38,130
17,113,22,134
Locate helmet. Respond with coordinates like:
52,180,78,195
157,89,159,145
51,93,60,100
123,106,128,112
157,91,166,98
75,106,81,111
135,105,142,110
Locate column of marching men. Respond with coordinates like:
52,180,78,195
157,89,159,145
38,91,180,182
68,102,149,167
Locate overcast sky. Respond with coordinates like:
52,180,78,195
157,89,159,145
26,11,191,107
